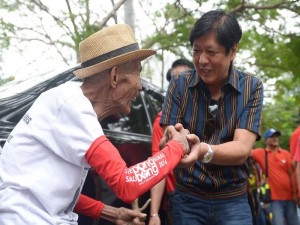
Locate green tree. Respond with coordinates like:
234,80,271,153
143,0,299,92
255,95,299,150
0,0,299,149
0,75,14,85
141,0,299,149
0,0,127,65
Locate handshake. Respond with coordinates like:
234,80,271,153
160,123,209,167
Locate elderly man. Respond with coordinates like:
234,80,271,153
0,24,200,225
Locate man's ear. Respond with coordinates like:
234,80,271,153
110,67,118,88
230,44,238,60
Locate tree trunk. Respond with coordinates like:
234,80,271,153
124,0,135,33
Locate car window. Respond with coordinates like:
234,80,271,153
100,92,151,135
143,86,165,122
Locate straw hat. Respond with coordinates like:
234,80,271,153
73,24,156,79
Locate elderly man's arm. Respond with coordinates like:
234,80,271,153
75,194,146,225
85,124,193,203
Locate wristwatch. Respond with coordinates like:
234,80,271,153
201,144,214,163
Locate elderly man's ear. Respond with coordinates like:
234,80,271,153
110,67,119,88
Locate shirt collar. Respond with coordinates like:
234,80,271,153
266,148,282,153
189,65,241,94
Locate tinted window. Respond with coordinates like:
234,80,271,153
143,86,165,122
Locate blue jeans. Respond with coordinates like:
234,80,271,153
270,200,299,225
173,190,252,225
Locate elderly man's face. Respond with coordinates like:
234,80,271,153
115,61,142,115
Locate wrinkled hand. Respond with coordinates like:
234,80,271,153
163,123,190,155
114,207,147,225
178,134,202,168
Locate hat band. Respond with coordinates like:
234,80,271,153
81,43,139,68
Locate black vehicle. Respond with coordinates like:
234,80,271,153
0,66,165,225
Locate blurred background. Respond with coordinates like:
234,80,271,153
0,0,299,149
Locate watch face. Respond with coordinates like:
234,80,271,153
204,154,213,163
202,145,214,163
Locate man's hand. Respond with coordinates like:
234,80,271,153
114,207,147,225
178,134,203,167
131,198,151,223
178,134,201,167
100,204,147,225
163,123,190,155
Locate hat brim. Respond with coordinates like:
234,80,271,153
73,49,156,79
265,130,281,139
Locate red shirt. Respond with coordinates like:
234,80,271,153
252,148,293,200
152,111,175,193
290,125,300,160
293,140,300,162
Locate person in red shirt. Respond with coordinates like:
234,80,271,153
252,128,299,225
149,59,194,225
290,123,300,223
290,125,300,221
290,125,300,161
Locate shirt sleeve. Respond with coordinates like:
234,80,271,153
152,112,163,155
85,136,184,203
74,194,104,219
236,77,264,140
160,78,182,126
293,139,300,162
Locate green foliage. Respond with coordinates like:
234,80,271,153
255,95,299,150
0,0,20,11
0,0,299,143
0,18,16,52
143,0,299,149
142,2,196,57
0,75,14,85
0,0,109,63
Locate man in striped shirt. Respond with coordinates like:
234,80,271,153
160,10,264,225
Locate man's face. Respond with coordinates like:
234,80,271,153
266,134,280,148
192,32,236,86
114,61,142,115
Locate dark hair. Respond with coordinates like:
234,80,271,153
189,10,242,54
166,59,194,82
172,59,194,70
166,69,172,82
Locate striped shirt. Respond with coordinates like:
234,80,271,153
160,66,264,199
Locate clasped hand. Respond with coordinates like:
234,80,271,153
161,123,202,167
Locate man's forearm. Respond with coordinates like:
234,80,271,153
210,129,257,165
